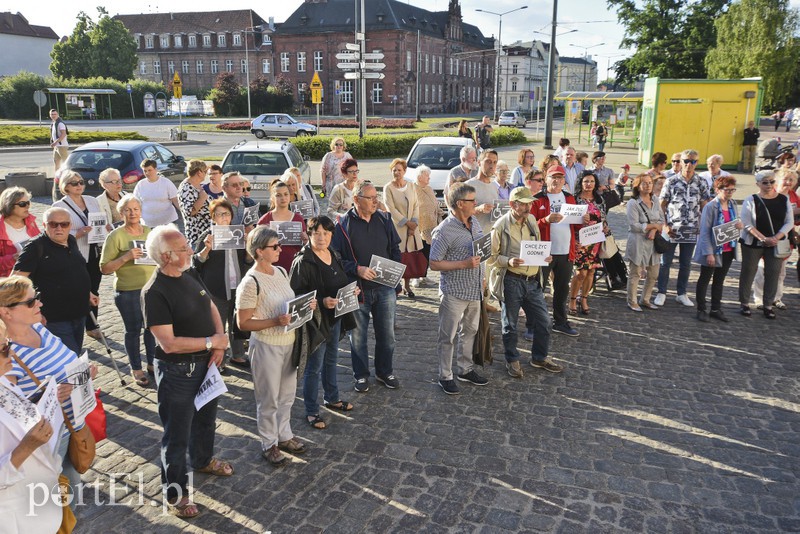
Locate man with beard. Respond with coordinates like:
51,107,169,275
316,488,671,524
444,145,479,205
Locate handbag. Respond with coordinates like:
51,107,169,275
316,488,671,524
85,389,107,443
754,195,792,259
57,474,77,534
401,240,428,279
638,201,670,254
599,234,618,259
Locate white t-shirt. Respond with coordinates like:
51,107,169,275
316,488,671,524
51,121,68,147
466,177,500,232
4,222,30,251
547,192,571,255
133,177,179,226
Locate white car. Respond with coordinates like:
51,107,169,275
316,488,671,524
250,113,317,138
498,111,527,128
404,136,477,208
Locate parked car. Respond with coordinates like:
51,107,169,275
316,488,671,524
250,113,317,138
403,136,477,209
221,139,311,211
498,110,527,128
53,140,186,201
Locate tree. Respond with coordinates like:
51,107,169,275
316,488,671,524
50,8,137,81
210,72,242,116
705,0,800,110
606,0,731,86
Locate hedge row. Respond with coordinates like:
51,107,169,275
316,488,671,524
292,127,527,159
216,118,417,131
0,126,146,146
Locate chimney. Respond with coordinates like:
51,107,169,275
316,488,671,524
269,16,275,31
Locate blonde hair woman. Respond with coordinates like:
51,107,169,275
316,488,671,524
383,158,423,297
320,137,352,197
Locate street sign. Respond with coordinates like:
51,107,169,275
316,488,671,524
172,73,182,99
362,62,386,70
344,72,386,80
362,53,384,60
311,88,322,105
33,90,46,107
310,71,323,89
344,43,359,51
336,52,359,60
337,62,360,69
126,83,132,94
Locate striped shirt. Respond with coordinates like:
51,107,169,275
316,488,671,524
9,323,82,435
430,214,484,301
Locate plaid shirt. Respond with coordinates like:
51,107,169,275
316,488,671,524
430,214,484,301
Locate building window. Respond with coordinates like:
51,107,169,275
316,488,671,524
226,60,233,72
145,36,154,49
211,60,218,74
478,63,481,78
203,34,211,47
407,87,412,106
160,35,169,48
174,35,182,48
512,63,519,74
153,61,161,74
188,34,197,48
168,61,175,74
314,51,323,72
281,53,290,72
407,51,412,71
455,59,459,76
341,80,353,104
139,61,146,75
233,33,241,46
439,85,442,103
262,34,271,45
298,83,307,101
372,82,382,103
262,59,271,74
297,52,306,72
197,60,204,74
425,54,429,73
449,58,453,75
519,95,525,104
438,56,442,74
218,34,226,47
241,59,248,73
181,61,189,74
134,34,141,49
511,81,517,91
425,84,429,103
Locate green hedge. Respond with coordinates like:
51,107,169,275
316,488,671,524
0,126,146,146
292,127,527,159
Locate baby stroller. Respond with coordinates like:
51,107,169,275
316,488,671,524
754,139,792,172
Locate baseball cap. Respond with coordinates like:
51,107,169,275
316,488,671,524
755,170,775,183
509,187,534,203
622,164,630,170
546,165,567,178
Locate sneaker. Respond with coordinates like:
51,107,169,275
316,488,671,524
627,302,643,312
354,378,369,393
506,361,524,378
773,300,787,310
530,359,564,373
676,294,694,307
523,328,534,342
740,305,752,317
438,378,460,395
552,323,579,337
376,374,400,389
653,293,666,307
709,309,729,322
456,370,489,385
409,278,421,288
696,310,709,322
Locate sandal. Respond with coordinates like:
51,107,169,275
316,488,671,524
580,298,590,315
263,445,287,467
278,437,307,455
132,370,149,387
307,415,326,429
568,298,578,316
168,497,200,519
324,400,354,412
197,457,234,477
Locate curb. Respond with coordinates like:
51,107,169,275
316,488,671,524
0,139,209,154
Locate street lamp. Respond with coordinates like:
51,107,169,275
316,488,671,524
241,25,266,121
569,42,605,91
476,5,528,122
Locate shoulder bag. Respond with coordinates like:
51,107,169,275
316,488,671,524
754,195,791,259
638,201,670,254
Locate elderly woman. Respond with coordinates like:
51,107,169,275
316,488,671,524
327,158,360,220
692,176,741,322
0,320,62,533
625,173,665,311
194,198,252,369
289,216,357,430
738,170,794,319
53,170,104,339
0,275,96,497
282,167,320,219
777,151,796,170
569,171,607,315
99,196,156,386
494,160,514,200
96,168,127,226
257,180,308,271
0,187,40,277
512,148,537,188
203,165,225,200
699,154,731,191
236,226,315,465
383,158,424,298
320,137,352,197
178,159,211,248
413,164,442,287
133,159,181,227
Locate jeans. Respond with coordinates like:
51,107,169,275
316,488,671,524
436,294,479,381
738,245,784,307
501,275,551,362
47,318,85,356
349,285,396,380
303,320,342,416
114,289,155,371
541,254,573,327
154,358,217,501
695,251,734,312
657,241,695,296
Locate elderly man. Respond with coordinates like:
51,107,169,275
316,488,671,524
222,171,257,225
489,187,562,377
331,181,402,393
654,149,711,307
444,145,479,201
430,183,489,395
698,154,731,191
142,225,232,518
12,207,94,354
664,152,682,178
562,147,584,194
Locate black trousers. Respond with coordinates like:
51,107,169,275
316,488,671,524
541,254,573,327
86,244,102,331
695,250,734,312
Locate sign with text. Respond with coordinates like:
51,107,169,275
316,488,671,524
472,233,493,263
519,240,551,266
284,290,317,333
334,281,360,318
712,219,741,247
556,203,588,224
579,223,607,246
242,203,261,226
269,221,303,246
65,352,96,426
671,226,698,243
213,225,246,249
368,255,406,288
194,364,228,411
131,240,157,265
290,199,315,219
36,377,63,454
87,212,108,244
490,200,511,221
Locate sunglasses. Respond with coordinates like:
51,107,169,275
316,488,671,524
6,292,40,308
347,170,360,175
46,221,70,229
672,160,681,163
243,187,252,192
14,201,31,208
335,143,344,147
682,159,698,165
760,180,776,185
264,243,282,250
67,180,85,186
0,340,9,359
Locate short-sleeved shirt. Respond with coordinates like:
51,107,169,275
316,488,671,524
133,177,179,227
178,180,211,248
447,165,479,187
99,226,156,291
142,270,217,359
235,267,295,346
466,177,500,232
659,173,711,230
430,214,484,301
592,166,615,188
202,183,224,200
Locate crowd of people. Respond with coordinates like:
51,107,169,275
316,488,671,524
1,131,798,527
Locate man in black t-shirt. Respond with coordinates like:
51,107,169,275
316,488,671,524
141,225,231,515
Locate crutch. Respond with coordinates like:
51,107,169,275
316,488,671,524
89,311,127,385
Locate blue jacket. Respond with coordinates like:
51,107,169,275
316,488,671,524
331,207,402,288
693,198,738,267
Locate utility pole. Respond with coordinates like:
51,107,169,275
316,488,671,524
415,30,421,122
543,0,558,150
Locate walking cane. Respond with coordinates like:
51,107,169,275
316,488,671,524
89,311,127,386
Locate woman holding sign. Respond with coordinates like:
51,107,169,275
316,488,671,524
625,174,665,311
99,196,157,386
257,181,308,271
289,216,357,430
282,168,320,219
569,172,607,315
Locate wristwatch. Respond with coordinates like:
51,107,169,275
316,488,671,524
205,337,212,351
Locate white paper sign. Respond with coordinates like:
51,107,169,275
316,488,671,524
290,199,315,219
35,377,63,454
556,204,588,224
519,240,551,266
579,223,607,246
194,364,228,411
64,352,96,426
269,221,303,246
87,212,108,244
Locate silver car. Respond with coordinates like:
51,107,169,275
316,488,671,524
404,136,477,209
250,113,317,138
498,111,527,128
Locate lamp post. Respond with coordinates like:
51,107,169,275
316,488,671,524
241,25,266,121
569,43,604,91
476,5,528,122
534,18,577,148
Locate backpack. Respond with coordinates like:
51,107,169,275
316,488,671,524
54,117,69,136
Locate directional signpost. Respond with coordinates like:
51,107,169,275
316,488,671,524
173,73,183,140
310,71,323,132
336,41,385,138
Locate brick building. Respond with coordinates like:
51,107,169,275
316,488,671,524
276,0,495,115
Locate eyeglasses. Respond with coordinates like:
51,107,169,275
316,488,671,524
227,182,243,188
212,211,232,218
358,195,379,202
459,198,477,203
264,243,282,250
682,159,698,165
347,169,360,175
5,292,40,309
672,160,681,163
46,221,70,229
67,180,85,186
243,187,252,192
528,179,544,183
14,201,31,208
722,188,737,193
760,180,776,185
335,143,344,147
104,180,121,185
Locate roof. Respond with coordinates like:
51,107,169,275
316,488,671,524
113,10,266,35
280,0,492,49
559,56,596,66
46,88,117,95
75,141,161,150
555,91,644,102
0,12,58,39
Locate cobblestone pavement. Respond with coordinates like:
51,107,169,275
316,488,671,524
25,196,800,533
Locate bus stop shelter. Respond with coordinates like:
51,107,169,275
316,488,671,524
45,88,117,120
554,91,644,148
